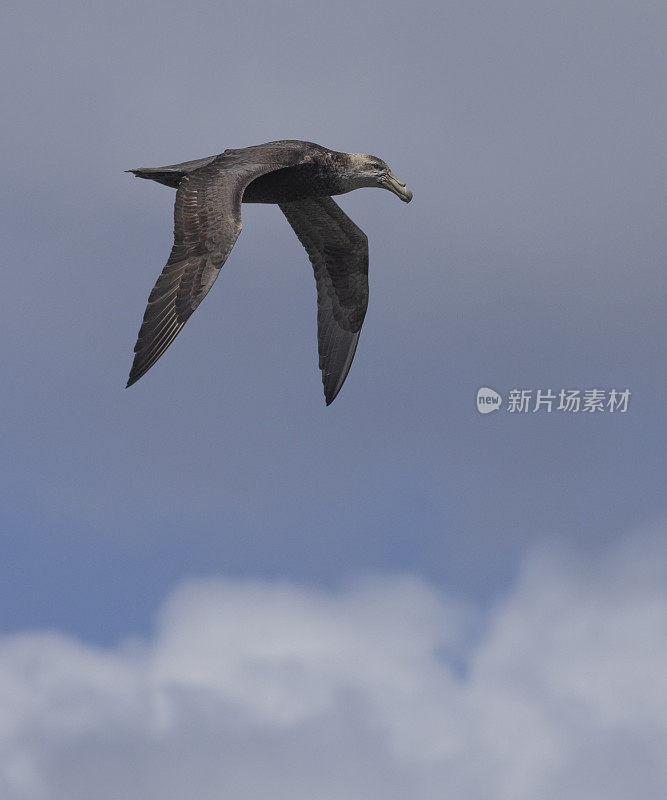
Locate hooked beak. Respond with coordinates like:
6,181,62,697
384,170,413,203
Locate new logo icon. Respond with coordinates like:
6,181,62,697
476,387,502,414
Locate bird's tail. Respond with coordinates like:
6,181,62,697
125,154,219,188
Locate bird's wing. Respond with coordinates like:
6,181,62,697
127,147,310,387
279,196,369,405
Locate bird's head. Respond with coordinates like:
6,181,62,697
341,153,413,202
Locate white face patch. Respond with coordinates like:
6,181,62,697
347,153,385,179
348,153,370,168
348,153,385,171
340,153,388,193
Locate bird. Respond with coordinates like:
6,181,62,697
125,140,412,405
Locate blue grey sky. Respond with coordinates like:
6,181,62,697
1,2,665,797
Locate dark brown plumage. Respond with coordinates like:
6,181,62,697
126,140,411,404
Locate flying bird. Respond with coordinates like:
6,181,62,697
126,140,412,404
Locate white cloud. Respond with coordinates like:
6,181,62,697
0,532,665,800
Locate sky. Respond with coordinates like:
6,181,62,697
1,1,666,797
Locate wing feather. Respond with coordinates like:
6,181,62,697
279,196,369,405
127,144,312,386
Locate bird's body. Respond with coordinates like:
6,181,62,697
126,140,411,404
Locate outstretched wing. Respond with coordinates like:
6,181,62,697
127,145,310,387
279,196,369,405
